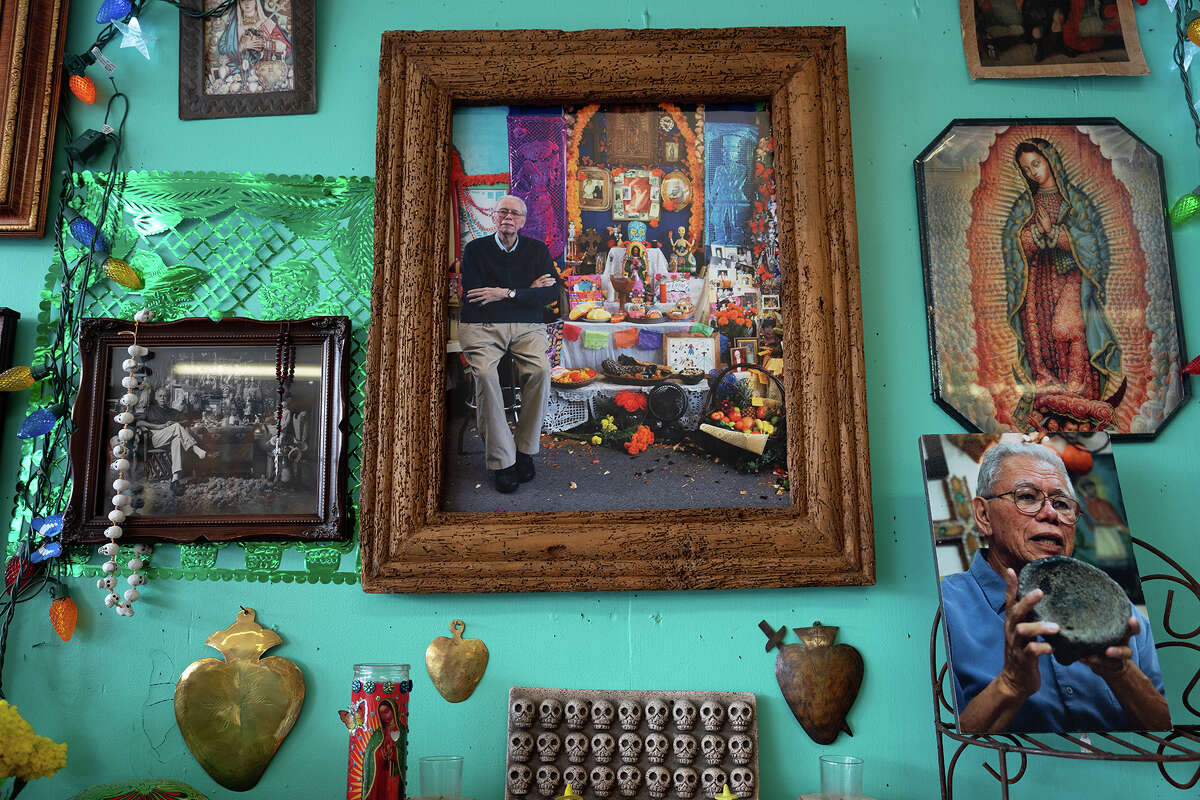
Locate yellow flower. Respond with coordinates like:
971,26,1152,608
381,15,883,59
590,435,602,445
0,700,66,781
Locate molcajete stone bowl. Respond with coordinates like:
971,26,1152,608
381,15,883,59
1018,556,1131,666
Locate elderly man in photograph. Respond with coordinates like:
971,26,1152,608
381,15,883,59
458,194,559,493
941,440,1170,734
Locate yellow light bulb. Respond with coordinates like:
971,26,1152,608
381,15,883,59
0,364,50,392
1188,17,1200,47
102,257,143,289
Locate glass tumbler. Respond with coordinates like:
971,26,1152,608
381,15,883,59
345,663,411,800
419,755,464,799
820,754,863,800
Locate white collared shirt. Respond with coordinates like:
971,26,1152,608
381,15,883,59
494,232,520,253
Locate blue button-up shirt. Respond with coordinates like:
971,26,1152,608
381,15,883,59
941,551,1166,733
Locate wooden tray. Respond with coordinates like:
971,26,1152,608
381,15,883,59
601,370,672,386
626,315,670,324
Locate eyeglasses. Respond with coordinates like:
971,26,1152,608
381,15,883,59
495,208,526,218
984,487,1079,523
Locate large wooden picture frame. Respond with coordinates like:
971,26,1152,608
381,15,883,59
65,316,350,544
364,27,873,593
0,0,69,236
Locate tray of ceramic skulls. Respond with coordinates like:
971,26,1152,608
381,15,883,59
506,686,758,800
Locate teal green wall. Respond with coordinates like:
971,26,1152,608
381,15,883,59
2,2,1198,798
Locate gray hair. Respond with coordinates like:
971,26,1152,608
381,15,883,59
976,441,1074,499
497,194,527,215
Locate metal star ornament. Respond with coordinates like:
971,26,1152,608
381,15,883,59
112,16,155,60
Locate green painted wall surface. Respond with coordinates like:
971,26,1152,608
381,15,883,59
2,2,1198,798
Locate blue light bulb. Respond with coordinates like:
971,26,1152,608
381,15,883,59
29,541,62,564
16,407,60,439
68,215,108,253
37,515,64,538
96,0,132,24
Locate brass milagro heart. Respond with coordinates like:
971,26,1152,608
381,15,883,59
425,619,489,702
761,619,864,745
174,608,305,791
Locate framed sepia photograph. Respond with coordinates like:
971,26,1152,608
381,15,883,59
915,119,1189,439
65,316,350,543
578,166,612,212
366,27,872,593
921,432,1173,734
959,0,1148,79
179,0,316,120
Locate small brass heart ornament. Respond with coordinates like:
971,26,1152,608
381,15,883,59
774,621,863,745
174,608,305,791
425,619,489,702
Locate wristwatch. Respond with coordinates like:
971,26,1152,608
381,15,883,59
507,289,516,300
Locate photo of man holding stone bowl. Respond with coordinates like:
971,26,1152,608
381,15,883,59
921,433,1172,734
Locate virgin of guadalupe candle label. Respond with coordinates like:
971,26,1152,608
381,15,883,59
345,673,412,799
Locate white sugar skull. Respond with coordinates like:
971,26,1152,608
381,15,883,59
700,767,727,799
645,732,669,764
509,730,534,762
508,764,533,795
564,731,590,763
591,732,616,763
617,765,643,797
700,734,726,766
618,699,643,731
512,697,536,728
730,767,754,798
563,765,589,793
535,764,561,798
618,732,643,763
536,731,561,763
672,734,698,765
565,697,591,729
646,765,672,799
645,698,670,731
591,699,616,730
591,765,616,798
727,701,752,732
539,697,564,728
672,699,698,731
728,735,753,766
699,701,725,732
672,767,699,799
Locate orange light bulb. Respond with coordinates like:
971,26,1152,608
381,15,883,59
69,73,96,104
49,596,78,642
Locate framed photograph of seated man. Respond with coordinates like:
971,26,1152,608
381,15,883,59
364,27,873,593
65,316,350,543
921,432,1173,734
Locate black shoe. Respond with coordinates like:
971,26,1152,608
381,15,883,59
515,452,535,483
494,464,520,493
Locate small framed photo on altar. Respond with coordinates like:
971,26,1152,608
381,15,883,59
65,316,351,543
663,332,720,374
578,166,612,212
915,119,1189,439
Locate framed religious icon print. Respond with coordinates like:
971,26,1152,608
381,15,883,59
959,0,1148,79
65,316,350,543
179,0,316,120
915,119,1189,439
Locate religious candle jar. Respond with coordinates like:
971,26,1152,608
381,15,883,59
343,663,411,800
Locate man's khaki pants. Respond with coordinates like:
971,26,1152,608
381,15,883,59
458,322,549,471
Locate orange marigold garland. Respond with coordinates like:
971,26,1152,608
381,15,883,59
659,103,704,247
566,104,600,241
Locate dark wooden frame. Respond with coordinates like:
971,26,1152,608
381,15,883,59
364,27,873,593
0,0,69,236
64,316,350,544
0,308,18,439
178,0,316,121
914,118,1190,440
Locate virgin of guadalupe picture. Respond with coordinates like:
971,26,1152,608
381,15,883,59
204,0,294,96
915,121,1189,439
